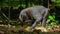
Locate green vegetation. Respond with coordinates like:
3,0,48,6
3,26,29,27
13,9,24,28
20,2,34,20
0,0,60,33
0,0,60,26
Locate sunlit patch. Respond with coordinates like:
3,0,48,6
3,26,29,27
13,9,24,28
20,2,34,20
35,26,48,32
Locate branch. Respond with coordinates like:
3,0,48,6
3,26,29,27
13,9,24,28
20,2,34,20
1,12,9,20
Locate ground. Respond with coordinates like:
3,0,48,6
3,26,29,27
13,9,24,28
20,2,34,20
0,24,60,34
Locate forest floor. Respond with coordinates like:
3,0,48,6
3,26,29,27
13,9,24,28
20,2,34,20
0,24,60,34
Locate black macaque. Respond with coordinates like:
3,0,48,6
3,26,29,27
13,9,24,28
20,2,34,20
19,6,49,30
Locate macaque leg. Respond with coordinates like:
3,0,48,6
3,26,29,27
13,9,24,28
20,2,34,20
29,19,41,30
42,18,47,27
42,10,49,27
29,20,38,30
